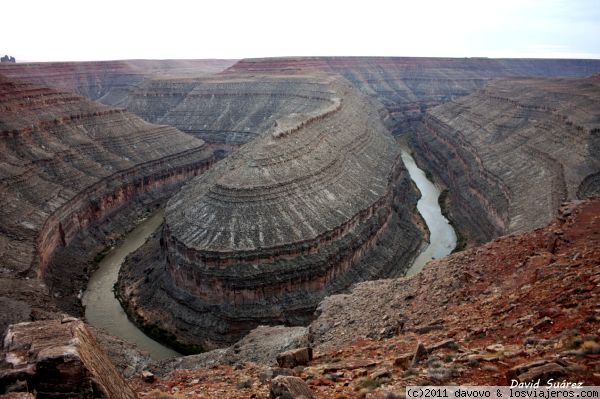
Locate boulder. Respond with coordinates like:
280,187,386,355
270,375,316,399
0,319,136,398
507,360,567,384
276,347,313,368
412,342,428,367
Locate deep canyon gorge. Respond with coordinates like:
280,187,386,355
1,57,599,397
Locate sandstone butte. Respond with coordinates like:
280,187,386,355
0,57,599,397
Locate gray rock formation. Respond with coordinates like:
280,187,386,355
118,75,423,351
0,59,236,105
124,75,338,148
228,57,600,135
155,325,309,375
410,77,600,243
0,74,215,319
270,375,316,399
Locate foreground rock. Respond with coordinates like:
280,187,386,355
118,75,424,351
0,318,135,398
277,347,313,369
270,375,316,399
155,325,309,374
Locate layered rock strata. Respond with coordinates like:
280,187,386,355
118,76,423,351
227,57,600,134
5,58,599,145
0,75,215,313
0,318,136,398
123,75,340,147
0,59,236,106
410,77,600,244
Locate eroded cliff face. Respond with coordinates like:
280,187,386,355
227,57,600,134
123,75,340,147
0,59,236,106
3,56,598,371
410,77,600,244
0,75,215,315
117,75,424,351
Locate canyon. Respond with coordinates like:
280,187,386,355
0,60,236,106
0,57,599,396
117,73,424,351
132,198,600,398
411,76,600,244
228,57,600,132
0,73,215,320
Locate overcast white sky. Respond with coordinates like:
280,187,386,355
4,0,600,61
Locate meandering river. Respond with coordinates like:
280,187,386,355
401,148,457,276
82,210,179,359
83,147,456,359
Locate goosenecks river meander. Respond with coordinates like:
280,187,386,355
83,148,456,360
401,148,457,276
82,210,179,359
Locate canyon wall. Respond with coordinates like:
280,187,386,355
411,77,600,244
228,57,600,133
5,57,599,144
9,57,596,151
124,76,337,147
222,58,600,247
117,75,424,351
0,59,236,106
0,74,215,313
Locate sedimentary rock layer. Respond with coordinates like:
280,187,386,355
0,59,236,106
228,57,600,134
123,76,340,146
0,318,136,398
118,75,423,351
12,57,594,151
411,77,600,243
0,74,215,280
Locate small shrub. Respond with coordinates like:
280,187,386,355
450,364,461,377
402,368,418,378
446,341,460,351
235,378,253,389
566,336,584,350
581,340,600,354
356,376,387,391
